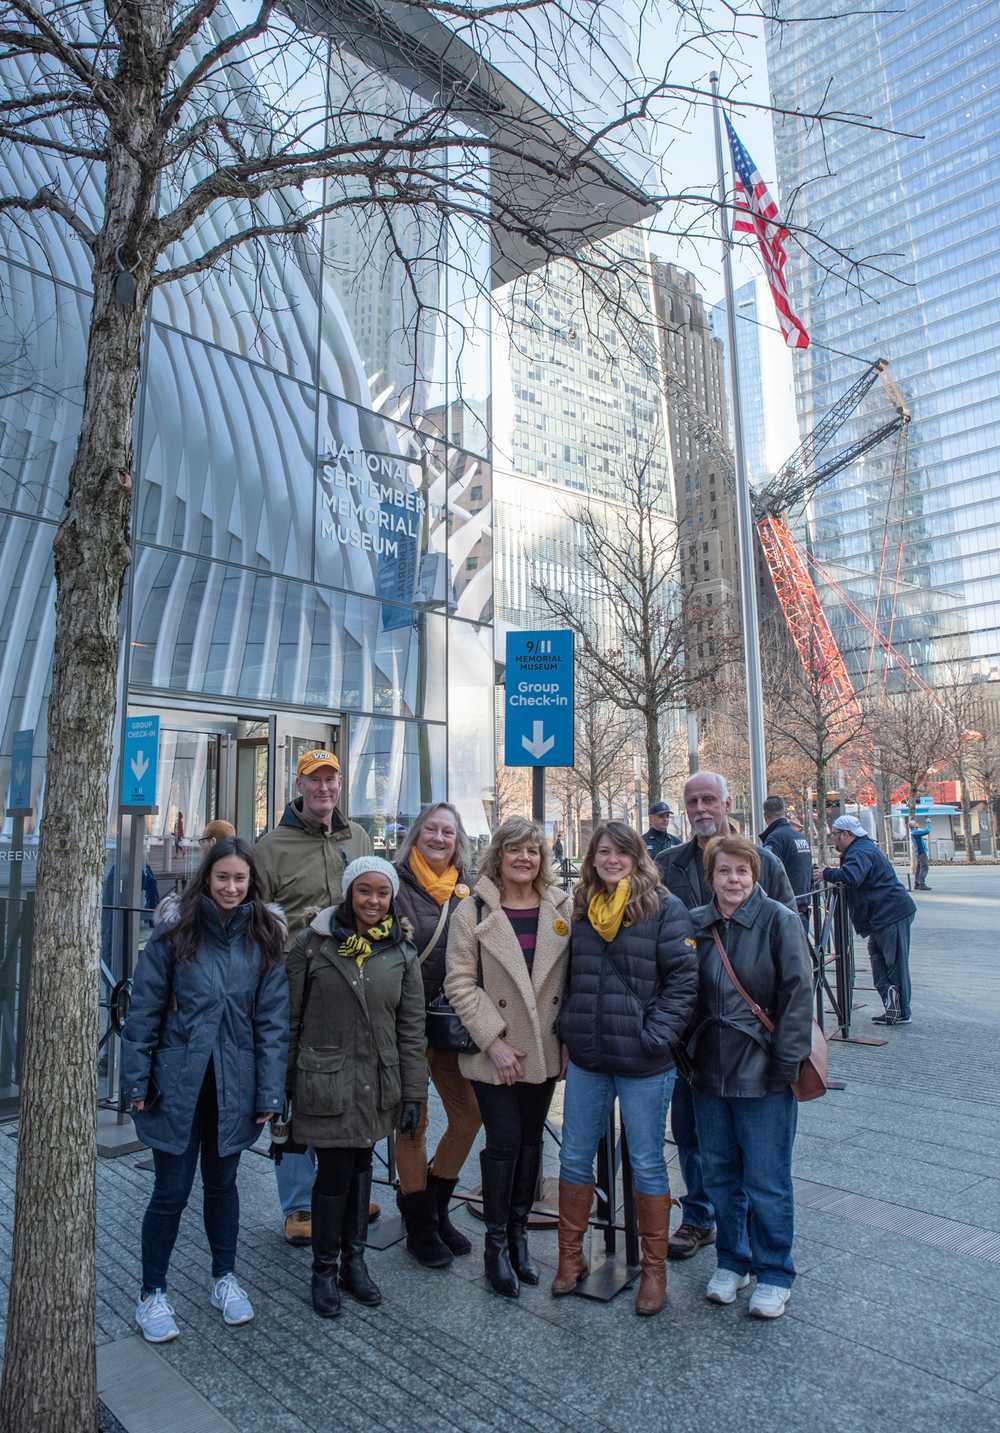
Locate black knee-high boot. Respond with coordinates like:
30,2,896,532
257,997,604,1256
480,1150,519,1298
507,1144,542,1286
339,1167,382,1306
311,1190,349,1317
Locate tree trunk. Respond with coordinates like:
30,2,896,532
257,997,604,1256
0,212,146,1433
957,759,976,862
644,708,661,805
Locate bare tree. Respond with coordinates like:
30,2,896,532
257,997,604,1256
937,659,983,862
534,441,728,805
966,711,1000,854
0,0,923,1423
493,762,531,825
870,687,947,818
572,676,636,827
764,632,870,864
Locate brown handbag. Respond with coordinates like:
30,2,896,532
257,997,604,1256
711,929,829,1102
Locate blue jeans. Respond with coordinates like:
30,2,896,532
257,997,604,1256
560,1062,676,1196
670,1076,714,1226
141,1064,241,1292
692,1089,798,1289
868,916,913,1019
275,1147,317,1215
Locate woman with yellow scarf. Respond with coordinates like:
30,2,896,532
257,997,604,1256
393,804,482,1268
553,821,698,1317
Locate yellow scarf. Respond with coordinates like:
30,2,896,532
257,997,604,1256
409,847,460,906
337,916,393,969
588,879,631,943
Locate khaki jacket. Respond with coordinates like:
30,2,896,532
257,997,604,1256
255,799,372,940
286,908,427,1148
444,876,572,1086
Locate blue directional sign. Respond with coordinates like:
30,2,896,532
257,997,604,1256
9,729,33,810
120,715,160,808
504,630,574,767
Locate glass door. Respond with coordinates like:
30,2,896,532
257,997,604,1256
274,715,341,819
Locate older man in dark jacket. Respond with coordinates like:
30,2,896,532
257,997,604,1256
655,770,797,1261
822,814,916,1025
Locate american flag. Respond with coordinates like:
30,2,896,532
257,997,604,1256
725,115,810,351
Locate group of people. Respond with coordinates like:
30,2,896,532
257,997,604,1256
121,752,916,1345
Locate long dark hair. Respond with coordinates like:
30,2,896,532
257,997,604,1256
170,838,284,971
573,821,664,925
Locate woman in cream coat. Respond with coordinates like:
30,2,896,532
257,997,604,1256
445,816,572,1299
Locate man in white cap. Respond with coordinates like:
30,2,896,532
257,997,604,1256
821,815,916,1025
256,748,374,1241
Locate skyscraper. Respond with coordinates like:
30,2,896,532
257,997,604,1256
766,0,1000,686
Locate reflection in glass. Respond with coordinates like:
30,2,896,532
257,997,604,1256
349,717,446,854
0,516,55,811
130,548,447,722
448,450,493,623
0,266,89,521
448,620,495,841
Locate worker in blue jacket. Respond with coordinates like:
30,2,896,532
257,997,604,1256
908,818,932,890
821,815,916,1025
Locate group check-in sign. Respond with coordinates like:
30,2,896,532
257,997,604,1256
503,630,574,767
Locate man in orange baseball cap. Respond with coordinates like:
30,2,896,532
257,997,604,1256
256,745,374,1243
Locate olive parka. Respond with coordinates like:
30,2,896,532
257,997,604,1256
255,798,373,941
121,898,289,1157
286,905,428,1147
559,891,698,1077
685,883,814,1098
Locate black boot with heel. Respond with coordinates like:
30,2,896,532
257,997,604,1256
507,1144,542,1286
311,1190,349,1318
480,1150,520,1298
339,1167,382,1306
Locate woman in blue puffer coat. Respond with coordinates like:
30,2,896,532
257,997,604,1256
122,838,288,1345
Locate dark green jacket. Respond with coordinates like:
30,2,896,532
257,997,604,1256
255,799,372,940
286,907,427,1147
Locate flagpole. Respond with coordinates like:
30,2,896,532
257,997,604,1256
710,72,768,834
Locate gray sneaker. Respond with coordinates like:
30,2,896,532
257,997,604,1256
210,1273,254,1326
135,1289,179,1343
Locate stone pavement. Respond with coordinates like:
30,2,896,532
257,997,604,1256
3,864,1000,1432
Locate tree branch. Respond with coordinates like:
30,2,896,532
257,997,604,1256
0,184,97,248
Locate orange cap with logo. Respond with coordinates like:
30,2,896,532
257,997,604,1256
296,749,340,779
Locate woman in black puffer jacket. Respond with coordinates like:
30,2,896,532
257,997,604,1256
553,822,697,1317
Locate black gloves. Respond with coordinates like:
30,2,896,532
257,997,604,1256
398,1101,422,1136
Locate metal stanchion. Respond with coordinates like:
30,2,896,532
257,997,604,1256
825,885,887,1049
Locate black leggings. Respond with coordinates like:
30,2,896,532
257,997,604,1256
471,1079,556,1159
313,1146,373,1196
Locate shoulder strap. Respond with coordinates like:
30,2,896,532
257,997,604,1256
418,900,450,966
712,928,775,1034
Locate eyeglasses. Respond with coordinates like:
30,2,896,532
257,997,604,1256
198,836,212,846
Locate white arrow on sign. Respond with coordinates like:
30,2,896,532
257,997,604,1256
130,751,150,782
521,721,555,760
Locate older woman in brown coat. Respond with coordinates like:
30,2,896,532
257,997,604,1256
444,816,572,1299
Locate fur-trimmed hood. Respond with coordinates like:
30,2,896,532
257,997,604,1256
306,904,414,943
152,891,288,936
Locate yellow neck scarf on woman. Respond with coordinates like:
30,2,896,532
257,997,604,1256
588,879,631,943
409,846,459,906
338,916,393,969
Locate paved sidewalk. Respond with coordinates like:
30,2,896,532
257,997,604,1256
3,865,1000,1432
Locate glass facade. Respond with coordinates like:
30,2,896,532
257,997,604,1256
766,0,1000,686
0,3,498,922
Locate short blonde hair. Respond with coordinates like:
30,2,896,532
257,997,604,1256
478,816,554,895
703,834,761,884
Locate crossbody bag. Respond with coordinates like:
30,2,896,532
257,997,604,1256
425,895,483,1053
711,928,829,1102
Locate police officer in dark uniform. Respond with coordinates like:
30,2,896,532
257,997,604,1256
642,801,680,862
760,795,813,929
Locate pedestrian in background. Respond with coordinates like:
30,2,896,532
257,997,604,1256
444,817,572,1299
760,795,814,930
255,747,375,1245
821,814,916,1025
286,856,427,1318
687,835,813,1320
198,818,236,852
554,822,696,1316
642,801,680,862
909,816,932,890
393,803,481,1268
656,771,796,1264
123,839,288,1344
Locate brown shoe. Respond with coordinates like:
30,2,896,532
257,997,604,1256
667,1222,716,1261
551,1181,593,1296
634,1193,670,1317
368,1201,381,1224
284,1210,312,1246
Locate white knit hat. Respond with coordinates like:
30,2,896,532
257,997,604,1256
342,855,399,899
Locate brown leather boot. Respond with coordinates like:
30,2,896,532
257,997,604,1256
551,1181,593,1296
634,1193,671,1316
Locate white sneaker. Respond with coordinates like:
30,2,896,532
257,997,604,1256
749,1282,791,1319
135,1289,179,1343
705,1268,751,1305
210,1273,254,1326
